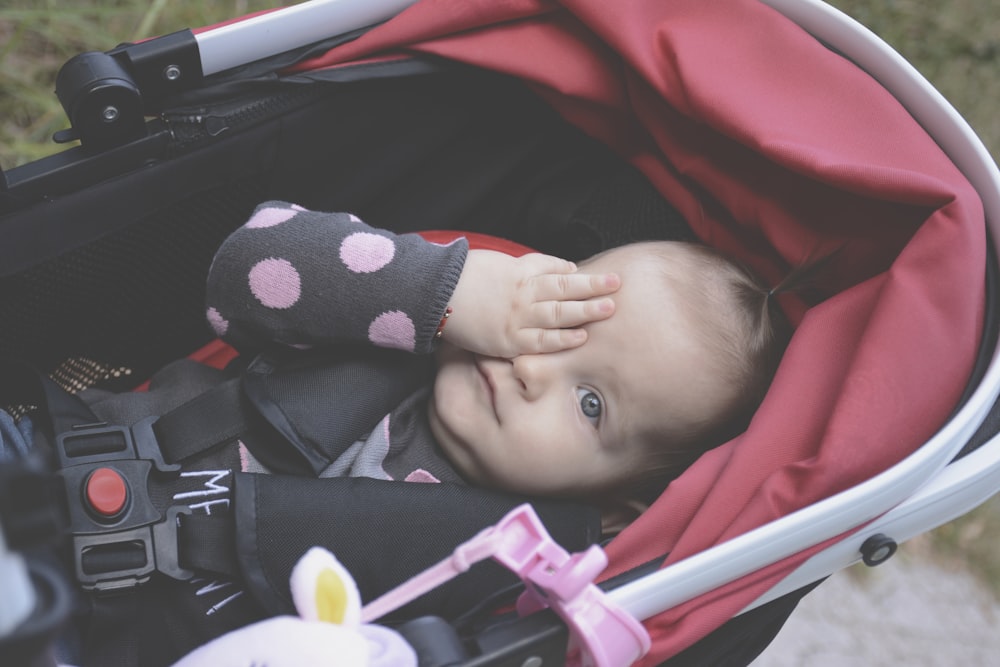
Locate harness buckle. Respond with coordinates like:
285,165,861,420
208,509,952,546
55,419,193,593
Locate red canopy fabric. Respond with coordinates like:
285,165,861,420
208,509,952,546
288,0,985,662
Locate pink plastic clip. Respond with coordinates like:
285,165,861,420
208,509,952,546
361,504,650,667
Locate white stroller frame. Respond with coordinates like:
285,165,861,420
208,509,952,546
3,0,998,660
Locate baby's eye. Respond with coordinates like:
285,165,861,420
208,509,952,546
576,387,602,426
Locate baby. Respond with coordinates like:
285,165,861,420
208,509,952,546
433,242,787,497
206,201,789,498
9,201,788,667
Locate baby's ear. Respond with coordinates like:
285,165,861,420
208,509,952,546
289,547,362,627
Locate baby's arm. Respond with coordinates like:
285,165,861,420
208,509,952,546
205,202,467,354
444,249,620,358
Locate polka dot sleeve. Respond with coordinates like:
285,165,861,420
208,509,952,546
205,201,468,355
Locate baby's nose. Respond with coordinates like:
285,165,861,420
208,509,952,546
511,354,550,399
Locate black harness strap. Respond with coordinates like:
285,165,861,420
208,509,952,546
1,360,249,585
150,378,254,464
81,593,141,667
176,513,240,578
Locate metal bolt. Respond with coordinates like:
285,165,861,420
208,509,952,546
860,533,898,567
521,658,543,667
164,64,182,81
101,106,120,123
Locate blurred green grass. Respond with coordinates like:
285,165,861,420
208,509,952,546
826,0,1000,160
1,0,999,593
0,1,282,169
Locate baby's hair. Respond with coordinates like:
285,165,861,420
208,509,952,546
619,241,799,489
576,240,836,502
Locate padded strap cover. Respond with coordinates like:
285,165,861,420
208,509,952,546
232,472,603,620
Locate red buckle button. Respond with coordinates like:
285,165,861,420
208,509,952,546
85,467,128,518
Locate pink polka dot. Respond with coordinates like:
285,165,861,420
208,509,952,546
206,307,229,336
291,204,307,212
368,311,415,351
404,469,441,483
246,207,298,228
339,232,396,273
249,258,301,309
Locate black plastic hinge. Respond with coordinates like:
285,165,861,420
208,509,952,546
110,30,204,110
54,30,203,152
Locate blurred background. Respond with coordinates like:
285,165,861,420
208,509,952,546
1,0,999,661
1,0,278,169
1,1,998,170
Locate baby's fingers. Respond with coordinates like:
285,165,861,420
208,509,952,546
518,327,589,354
520,253,578,275
533,271,621,302
532,297,616,330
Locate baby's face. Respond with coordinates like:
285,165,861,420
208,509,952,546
428,245,728,496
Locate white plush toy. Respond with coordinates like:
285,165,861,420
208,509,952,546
171,547,417,667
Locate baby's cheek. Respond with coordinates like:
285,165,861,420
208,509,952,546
431,369,464,418
494,425,551,470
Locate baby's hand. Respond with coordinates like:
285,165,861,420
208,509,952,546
444,249,620,357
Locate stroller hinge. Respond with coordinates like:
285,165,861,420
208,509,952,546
55,30,203,153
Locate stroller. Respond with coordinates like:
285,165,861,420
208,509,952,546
2,0,999,665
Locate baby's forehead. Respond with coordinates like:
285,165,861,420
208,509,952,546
586,242,711,287
596,246,709,310
586,245,726,428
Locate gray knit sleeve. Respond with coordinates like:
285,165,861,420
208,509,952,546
205,201,468,355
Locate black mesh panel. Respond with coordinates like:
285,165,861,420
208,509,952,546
0,178,265,389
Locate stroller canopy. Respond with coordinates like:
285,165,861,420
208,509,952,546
271,0,986,662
